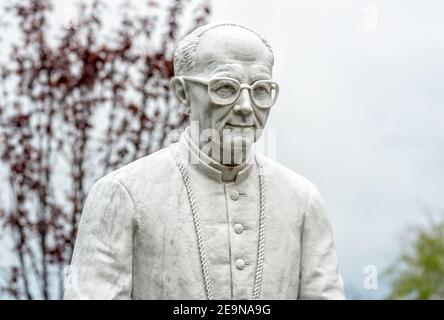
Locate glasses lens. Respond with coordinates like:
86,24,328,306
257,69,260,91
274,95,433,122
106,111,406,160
209,78,240,105
252,81,278,108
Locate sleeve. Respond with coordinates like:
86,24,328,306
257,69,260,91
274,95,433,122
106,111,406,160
63,177,136,300
298,183,345,300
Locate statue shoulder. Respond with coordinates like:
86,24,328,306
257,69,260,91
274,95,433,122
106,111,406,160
99,144,177,191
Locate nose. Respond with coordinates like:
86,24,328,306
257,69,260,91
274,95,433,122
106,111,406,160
233,88,253,116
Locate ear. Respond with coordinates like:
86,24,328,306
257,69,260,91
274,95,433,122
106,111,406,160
170,77,191,113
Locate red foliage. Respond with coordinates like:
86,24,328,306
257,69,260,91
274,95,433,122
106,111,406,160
0,0,211,299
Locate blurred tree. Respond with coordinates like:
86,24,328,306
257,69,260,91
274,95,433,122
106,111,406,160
0,0,211,299
387,213,444,299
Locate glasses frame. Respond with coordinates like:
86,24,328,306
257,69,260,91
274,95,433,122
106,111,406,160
179,76,279,109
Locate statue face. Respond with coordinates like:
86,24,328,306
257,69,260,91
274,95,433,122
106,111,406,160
187,26,274,154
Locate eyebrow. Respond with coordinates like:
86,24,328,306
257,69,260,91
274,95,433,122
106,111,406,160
250,73,272,82
210,64,243,75
209,64,272,83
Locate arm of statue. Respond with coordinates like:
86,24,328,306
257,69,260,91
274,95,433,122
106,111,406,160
298,183,345,300
64,177,136,300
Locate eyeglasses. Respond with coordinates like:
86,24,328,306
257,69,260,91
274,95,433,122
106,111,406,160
180,76,279,109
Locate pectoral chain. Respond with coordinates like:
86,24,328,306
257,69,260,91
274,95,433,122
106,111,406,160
172,147,267,300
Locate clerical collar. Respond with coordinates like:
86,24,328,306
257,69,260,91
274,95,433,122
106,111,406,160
176,127,255,183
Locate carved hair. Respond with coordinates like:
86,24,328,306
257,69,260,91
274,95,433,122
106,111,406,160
173,21,274,76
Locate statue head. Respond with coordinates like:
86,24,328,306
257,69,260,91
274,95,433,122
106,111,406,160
171,22,278,165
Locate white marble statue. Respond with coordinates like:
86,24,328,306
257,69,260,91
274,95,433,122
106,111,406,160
64,21,345,300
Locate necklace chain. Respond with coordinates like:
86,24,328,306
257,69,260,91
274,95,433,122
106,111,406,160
172,147,267,300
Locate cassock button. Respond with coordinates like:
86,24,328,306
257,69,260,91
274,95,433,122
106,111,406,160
233,223,245,234
230,190,240,201
235,258,246,270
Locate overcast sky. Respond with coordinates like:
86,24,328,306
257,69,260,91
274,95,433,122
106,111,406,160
210,0,444,298
2,0,443,299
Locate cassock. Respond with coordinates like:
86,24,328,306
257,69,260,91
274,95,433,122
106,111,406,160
64,127,345,299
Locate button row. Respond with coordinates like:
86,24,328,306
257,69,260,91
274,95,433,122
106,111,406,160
229,190,246,271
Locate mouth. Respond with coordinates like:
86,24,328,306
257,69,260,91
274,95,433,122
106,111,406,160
225,123,255,129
